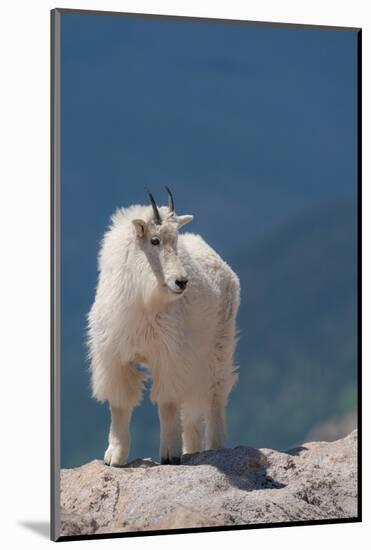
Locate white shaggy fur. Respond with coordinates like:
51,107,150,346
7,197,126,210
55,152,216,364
87,200,240,466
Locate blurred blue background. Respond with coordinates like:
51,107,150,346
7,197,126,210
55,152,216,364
60,13,358,467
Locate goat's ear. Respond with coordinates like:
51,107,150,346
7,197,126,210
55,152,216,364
177,215,193,229
132,219,147,238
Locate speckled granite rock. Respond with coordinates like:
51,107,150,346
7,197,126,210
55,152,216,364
60,430,357,536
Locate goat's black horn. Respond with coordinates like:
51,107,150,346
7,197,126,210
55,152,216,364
165,186,175,213
146,189,162,225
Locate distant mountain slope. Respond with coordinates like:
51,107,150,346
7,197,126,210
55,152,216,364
228,199,357,450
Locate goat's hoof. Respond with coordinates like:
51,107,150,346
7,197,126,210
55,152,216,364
161,455,181,465
104,444,127,467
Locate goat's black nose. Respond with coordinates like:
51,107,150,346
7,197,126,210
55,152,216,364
175,278,188,290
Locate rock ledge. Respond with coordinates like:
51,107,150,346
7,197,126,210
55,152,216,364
60,430,357,536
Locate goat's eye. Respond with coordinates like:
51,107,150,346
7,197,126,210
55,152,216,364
150,236,160,246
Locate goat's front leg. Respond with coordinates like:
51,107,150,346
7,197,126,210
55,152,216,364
104,405,132,467
158,402,182,465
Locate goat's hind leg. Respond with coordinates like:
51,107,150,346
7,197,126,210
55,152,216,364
205,389,227,450
182,403,205,454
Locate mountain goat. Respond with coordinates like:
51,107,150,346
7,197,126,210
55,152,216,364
87,188,240,466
